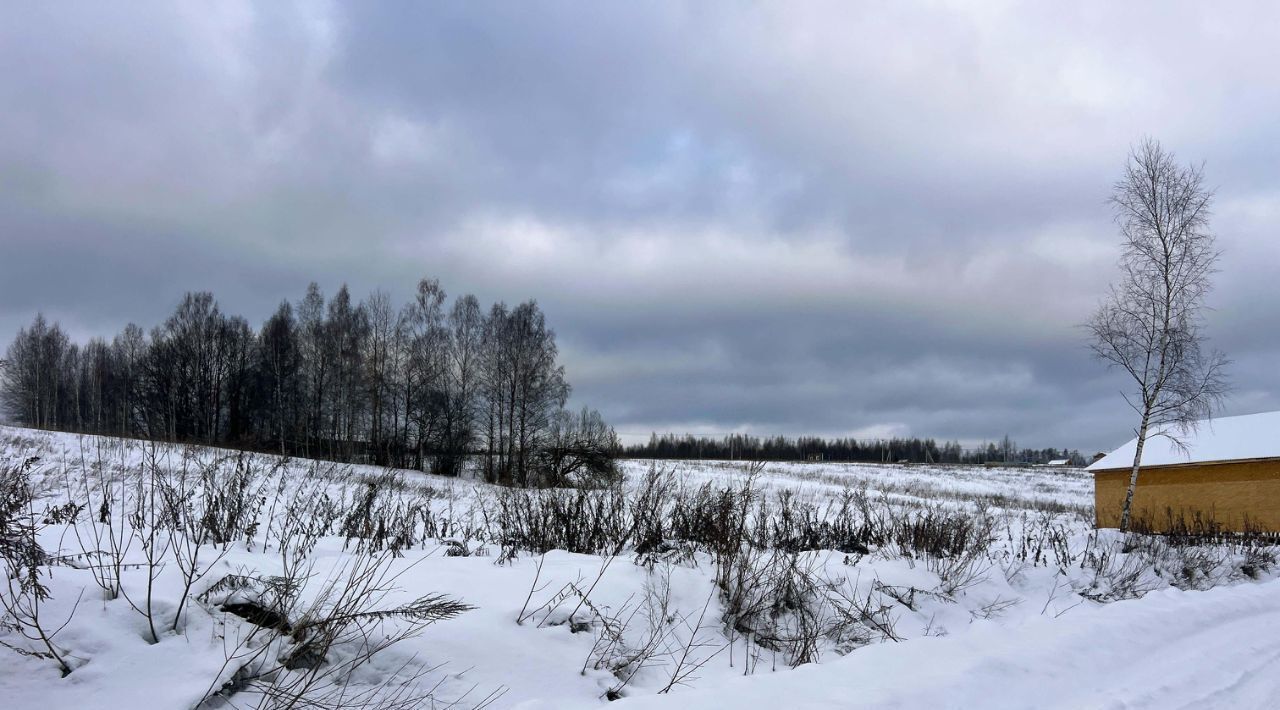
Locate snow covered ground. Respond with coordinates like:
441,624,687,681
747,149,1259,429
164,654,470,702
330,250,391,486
607,578,1280,710
0,426,1276,709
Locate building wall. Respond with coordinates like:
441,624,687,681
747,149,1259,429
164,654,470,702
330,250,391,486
1094,459,1280,531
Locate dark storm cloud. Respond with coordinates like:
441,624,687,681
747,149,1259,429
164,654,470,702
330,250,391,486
3,1,1279,452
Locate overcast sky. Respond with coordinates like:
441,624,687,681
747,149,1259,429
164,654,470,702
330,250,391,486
2,2,1278,452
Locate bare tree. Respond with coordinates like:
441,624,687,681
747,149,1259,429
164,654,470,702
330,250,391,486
538,406,620,488
326,285,369,460
1,314,73,430
441,294,484,476
364,290,398,465
297,283,330,458
1088,138,1229,532
110,323,147,436
399,278,449,472
257,302,300,455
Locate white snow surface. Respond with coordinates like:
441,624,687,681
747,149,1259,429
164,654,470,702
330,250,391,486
603,578,1280,710
2,426,1278,709
1088,410,1280,471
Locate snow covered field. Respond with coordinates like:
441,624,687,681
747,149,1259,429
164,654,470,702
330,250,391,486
1,426,1276,709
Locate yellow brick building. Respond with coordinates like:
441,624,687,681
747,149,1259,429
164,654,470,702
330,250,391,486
1088,411,1280,532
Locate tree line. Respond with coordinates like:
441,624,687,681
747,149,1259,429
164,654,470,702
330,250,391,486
624,432,1088,466
0,279,619,487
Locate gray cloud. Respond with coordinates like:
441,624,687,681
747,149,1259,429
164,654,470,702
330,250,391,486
2,1,1278,452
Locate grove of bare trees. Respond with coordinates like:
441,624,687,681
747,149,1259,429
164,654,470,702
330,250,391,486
0,279,618,487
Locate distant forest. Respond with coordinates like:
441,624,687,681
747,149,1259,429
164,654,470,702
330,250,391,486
624,433,1089,466
0,279,618,487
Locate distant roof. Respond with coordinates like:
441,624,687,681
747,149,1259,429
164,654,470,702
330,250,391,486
1087,411,1280,471
1046,459,1070,466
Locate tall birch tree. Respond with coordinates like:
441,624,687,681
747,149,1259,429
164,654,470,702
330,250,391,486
1088,138,1229,532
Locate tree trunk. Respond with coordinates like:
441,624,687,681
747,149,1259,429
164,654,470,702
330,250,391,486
1119,413,1151,532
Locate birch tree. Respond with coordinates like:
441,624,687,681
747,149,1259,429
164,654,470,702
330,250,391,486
363,290,397,465
1088,138,1228,532
257,302,300,454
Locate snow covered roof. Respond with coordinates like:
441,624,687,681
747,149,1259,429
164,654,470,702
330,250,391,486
1047,459,1070,466
1087,411,1280,472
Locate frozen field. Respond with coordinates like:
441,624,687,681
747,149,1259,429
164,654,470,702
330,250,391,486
0,426,1276,709
622,457,1095,516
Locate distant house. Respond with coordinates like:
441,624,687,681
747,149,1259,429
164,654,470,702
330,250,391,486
1046,459,1071,467
1088,411,1280,532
